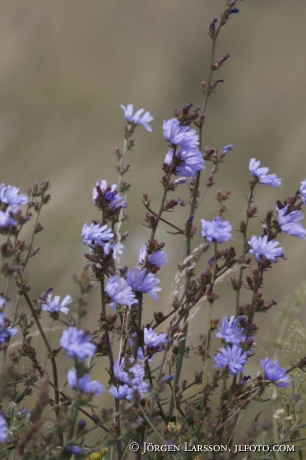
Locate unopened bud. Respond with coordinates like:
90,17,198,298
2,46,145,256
201,81,207,93
212,54,230,70
208,18,218,38
210,79,224,92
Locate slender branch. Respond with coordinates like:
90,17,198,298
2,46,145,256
170,11,224,419
23,292,60,418
144,205,184,234
23,195,45,269
235,186,255,313
100,277,122,458
149,162,175,243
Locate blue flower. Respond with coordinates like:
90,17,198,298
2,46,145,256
148,251,168,268
201,217,232,244
0,184,28,208
172,177,187,188
103,242,125,261
129,363,149,398
277,205,306,239
113,359,130,385
260,358,290,388
138,246,147,264
82,222,114,247
136,346,153,363
0,207,18,228
209,17,218,36
127,335,154,363
110,361,149,401
127,268,161,300
0,313,18,344
249,158,281,187
163,118,199,150
163,374,174,382
120,104,153,132
164,147,205,177
0,326,17,344
215,316,246,344
67,369,104,396
225,7,239,19
162,119,204,177
129,363,145,385
105,275,137,308
67,446,82,456
139,246,168,268
93,180,127,210
109,384,132,400
214,344,248,376
300,179,306,204
60,328,96,361
221,144,233,155
248,235,283,263
42,294,72,315
0,414,8,442
144,327,168,351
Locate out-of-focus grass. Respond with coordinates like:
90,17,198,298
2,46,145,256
1,1,305,297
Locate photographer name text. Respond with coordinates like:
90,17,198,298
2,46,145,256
130,442,296,455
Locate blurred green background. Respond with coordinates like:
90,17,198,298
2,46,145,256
3,0,306,444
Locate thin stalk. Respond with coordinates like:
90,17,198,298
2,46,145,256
68,398,80,442
23,292,62,445
149,160,175,243
235,186,255,313
148,334,172,423
145,205,184,234
139,404,163,443
11,293,21,327
197,164,218,209
46,377,110,433
170,14,223,418
3,275,12,312
100,276,122,458
117,138,128,194
202,241,218,449
2,196,45,383
23,197,44,269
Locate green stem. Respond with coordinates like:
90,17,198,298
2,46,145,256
118,137,128,192
149,163,175,243
235,186,255,313
23,292,61,440
100,277,122,459
139,404,163,443
170,14,223,419
145,205,184,234
23,198,44,269
202,241,218,446
134,293,143,360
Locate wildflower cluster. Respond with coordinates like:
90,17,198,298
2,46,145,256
0,2,305,459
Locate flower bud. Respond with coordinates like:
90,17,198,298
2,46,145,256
212,54,230,70
208,18,218,38
210,79,224,93
200,81,207,93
